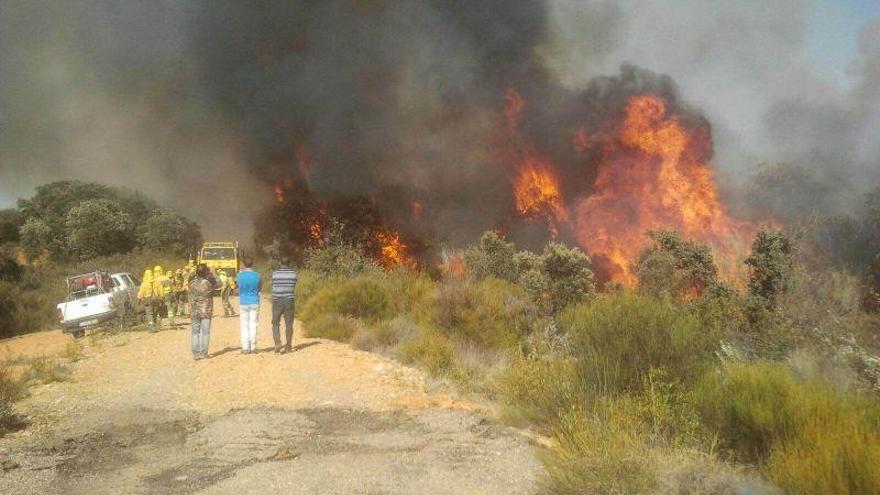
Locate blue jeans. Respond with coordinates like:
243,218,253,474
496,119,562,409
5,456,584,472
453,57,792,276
190,317,211,357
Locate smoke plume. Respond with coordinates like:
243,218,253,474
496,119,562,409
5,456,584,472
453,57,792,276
0,0,878,247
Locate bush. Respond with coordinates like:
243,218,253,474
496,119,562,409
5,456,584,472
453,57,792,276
499,356,577,429
636,230,718,299
19,217,53,260
303,313,363,342
541,403,657,495
352,316,418,352
745,228,797,309
433,278,538,349
463,230,517,281
561,294,719,395
23,357,70,384
397,328,456,377
0,209,23,245
300,275,394,326
540,242,595,313
699,362,880,495
303,243,381,278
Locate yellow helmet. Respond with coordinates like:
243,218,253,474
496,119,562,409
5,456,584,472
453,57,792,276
154,265,163,276
142,269,153,282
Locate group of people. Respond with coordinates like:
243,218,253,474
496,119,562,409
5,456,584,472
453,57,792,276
137,256,298,361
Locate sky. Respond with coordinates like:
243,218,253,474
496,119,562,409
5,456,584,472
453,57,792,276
809,0,880,85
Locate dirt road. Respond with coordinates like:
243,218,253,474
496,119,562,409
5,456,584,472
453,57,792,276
0,298,539,494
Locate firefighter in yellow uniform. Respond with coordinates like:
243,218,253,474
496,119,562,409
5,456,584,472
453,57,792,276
174,269,188,317
137,269,162,329
219,271,237,317
152,266,171,327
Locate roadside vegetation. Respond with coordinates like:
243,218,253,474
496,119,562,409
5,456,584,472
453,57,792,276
297,184,880,494
0,181,201,338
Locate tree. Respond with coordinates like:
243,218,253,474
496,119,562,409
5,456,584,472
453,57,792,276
0,209,23,245
19,218,53,260
138,209,202,255
541,242,595,313
745,228,796,308
635,230,717,299
65,199,135,260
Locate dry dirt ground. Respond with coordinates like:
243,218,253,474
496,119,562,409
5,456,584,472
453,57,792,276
0,298,539,494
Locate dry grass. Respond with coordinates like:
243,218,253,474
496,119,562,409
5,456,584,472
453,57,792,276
22,356,70,384
303,313,364,343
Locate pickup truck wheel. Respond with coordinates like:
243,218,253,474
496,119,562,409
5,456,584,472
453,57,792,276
72,330,86,339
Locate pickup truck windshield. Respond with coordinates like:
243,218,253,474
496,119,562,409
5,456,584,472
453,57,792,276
202,247,235,260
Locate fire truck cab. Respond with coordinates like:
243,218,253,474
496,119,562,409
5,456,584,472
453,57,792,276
198,241,240,279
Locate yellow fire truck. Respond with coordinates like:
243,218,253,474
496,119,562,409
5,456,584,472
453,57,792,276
198,241,240,278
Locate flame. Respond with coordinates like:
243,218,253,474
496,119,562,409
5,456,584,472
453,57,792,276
573,95,755,285
504,88,569,235
376,229,415,268
513,158,568,230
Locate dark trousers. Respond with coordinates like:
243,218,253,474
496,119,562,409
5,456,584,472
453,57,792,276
271,297,295,348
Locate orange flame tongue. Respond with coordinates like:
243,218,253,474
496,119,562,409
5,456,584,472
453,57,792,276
574,95,754,285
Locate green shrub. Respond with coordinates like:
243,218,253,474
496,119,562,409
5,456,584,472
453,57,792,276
561,294,719,394
699,362,880,495
397,328,456,377
300,275,394,326
352,316,419,352
746,228,797,309
23,357,70,384
463,230,517,281
499,356,577,429
303,242,380,278
302,313,363,342
433,277,538,349
541,242,595,313
541,403,657,495
636,230,718,299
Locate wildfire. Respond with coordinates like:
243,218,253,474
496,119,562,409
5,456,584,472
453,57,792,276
376,229,415,269
572,95,755,284
513,159,568,227
504,88,569,235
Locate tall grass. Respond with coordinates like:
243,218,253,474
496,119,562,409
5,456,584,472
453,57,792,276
699,362,880,495
561,294,720,395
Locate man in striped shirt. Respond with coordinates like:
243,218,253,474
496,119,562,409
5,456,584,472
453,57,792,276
271,256,298,354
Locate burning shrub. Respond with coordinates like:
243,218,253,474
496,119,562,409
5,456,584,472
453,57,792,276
745,228,797,309
698,362,880,495
636,230,718,299
463,231,517,282
561,294,720,394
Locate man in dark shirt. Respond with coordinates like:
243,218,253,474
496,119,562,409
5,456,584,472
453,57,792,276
189,263,219,360
271,256,297,354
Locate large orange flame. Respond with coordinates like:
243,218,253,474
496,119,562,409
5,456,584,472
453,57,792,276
505,88,568,235
572,95,755,284
376,229,415,269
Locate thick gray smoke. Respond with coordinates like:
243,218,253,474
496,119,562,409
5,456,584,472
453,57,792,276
0,0,878,241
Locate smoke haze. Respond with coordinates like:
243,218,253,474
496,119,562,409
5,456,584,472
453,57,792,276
0,0,878,241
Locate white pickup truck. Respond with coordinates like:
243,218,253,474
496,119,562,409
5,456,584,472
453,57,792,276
56,271,141,338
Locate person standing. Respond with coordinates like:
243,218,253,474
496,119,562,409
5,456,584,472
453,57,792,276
271,255,297,354
219,271,237,317
188,263,218,360
236,256,261,354
137,269,161,329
